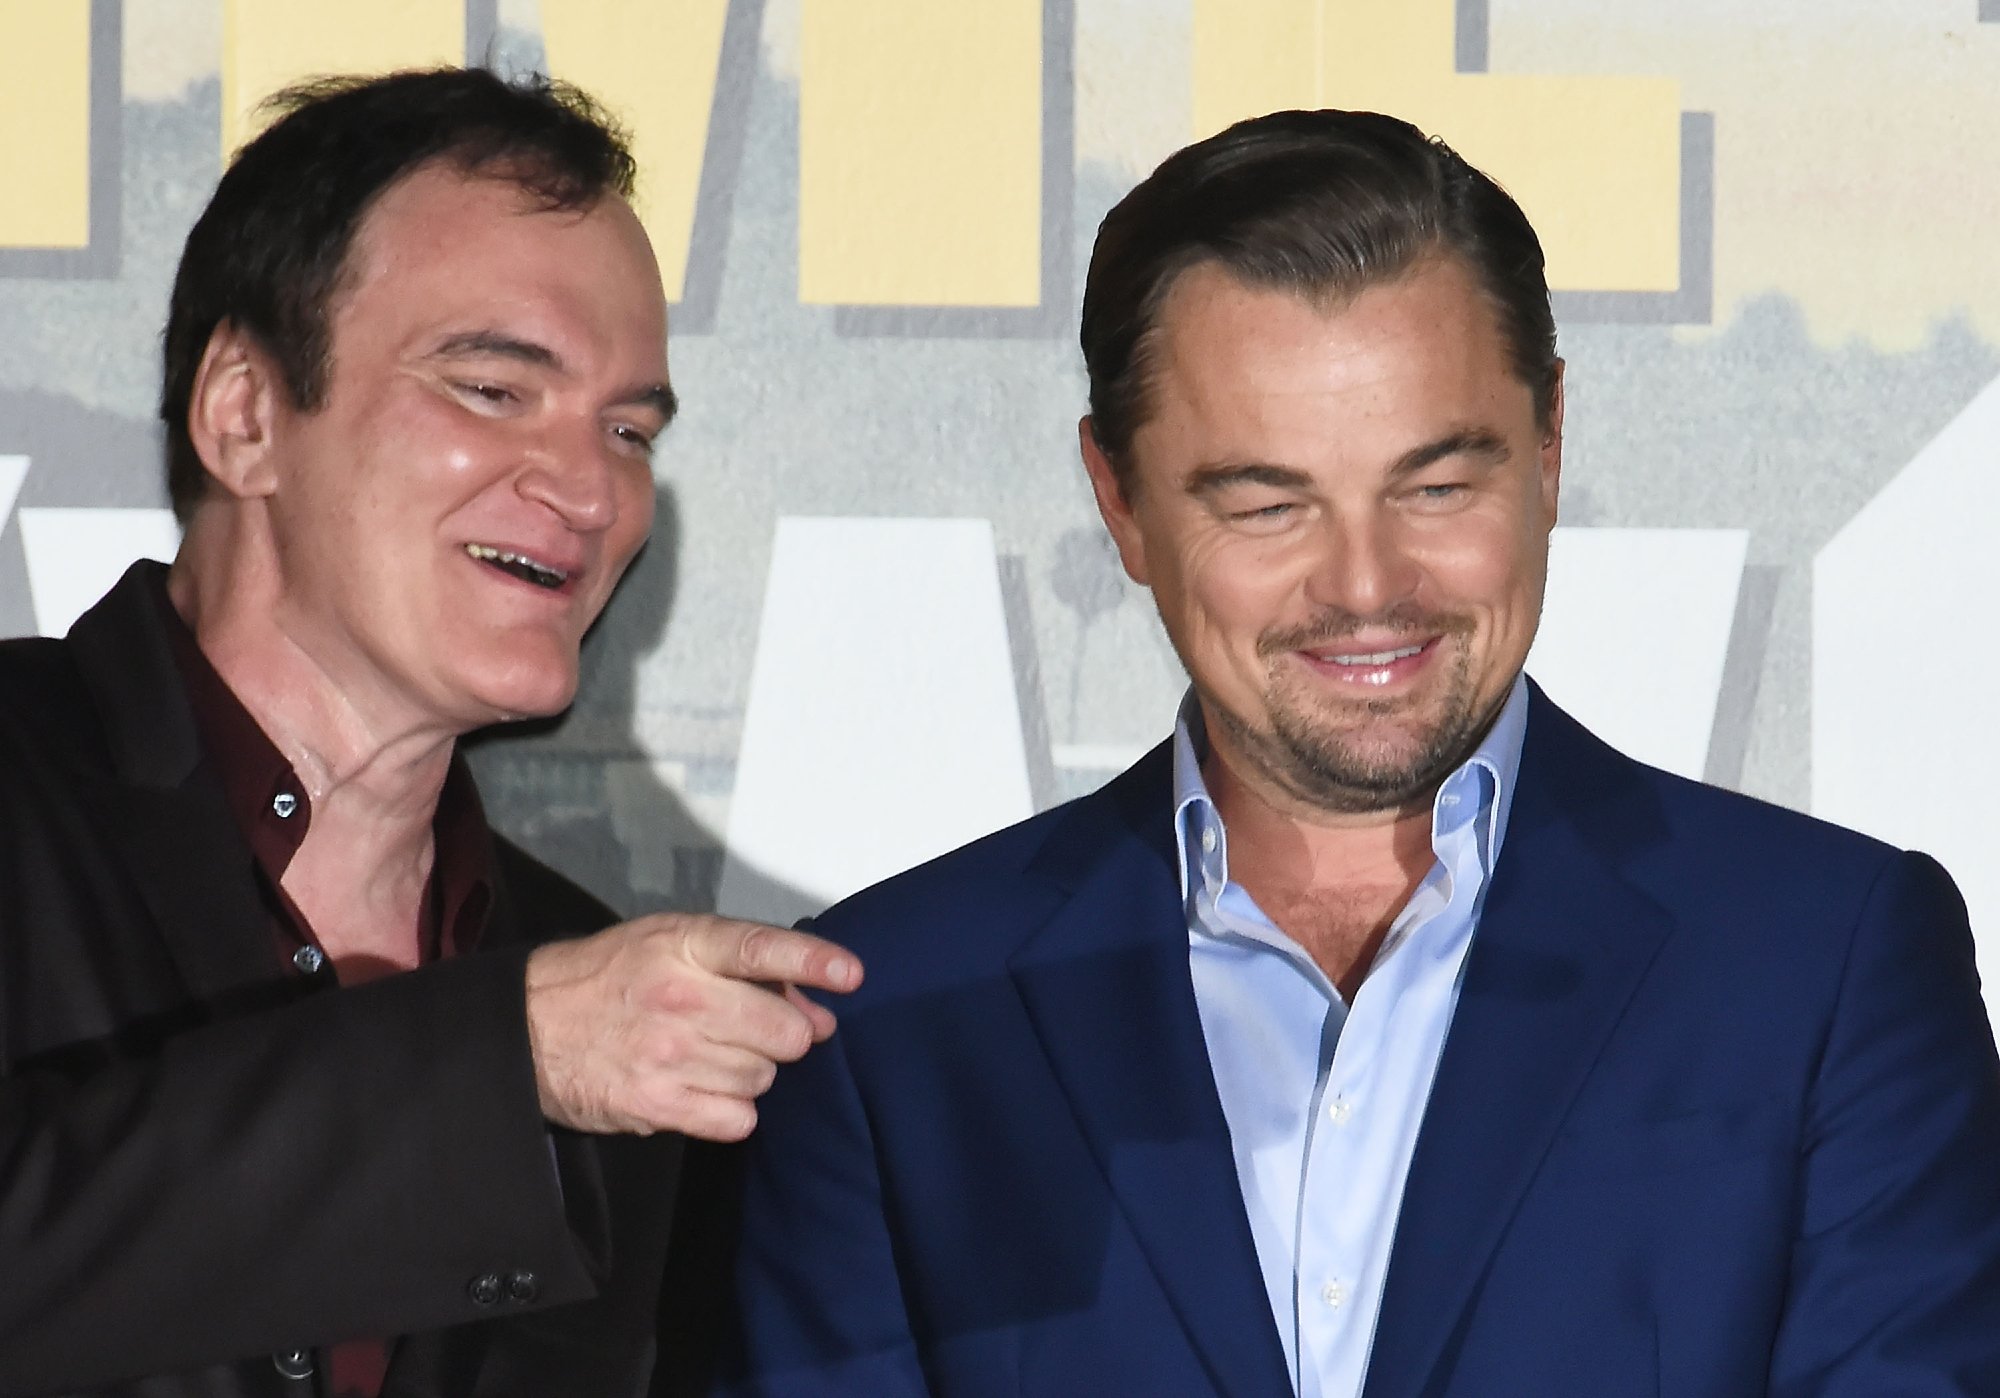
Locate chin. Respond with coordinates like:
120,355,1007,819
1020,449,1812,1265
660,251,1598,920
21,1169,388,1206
459,661,581,726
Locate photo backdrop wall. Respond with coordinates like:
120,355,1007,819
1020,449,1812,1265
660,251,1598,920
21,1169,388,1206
4,0,1998,1030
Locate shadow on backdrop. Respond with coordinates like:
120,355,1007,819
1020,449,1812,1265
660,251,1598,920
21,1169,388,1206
464,478,811,923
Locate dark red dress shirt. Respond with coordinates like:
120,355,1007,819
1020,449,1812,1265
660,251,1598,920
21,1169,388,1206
165,609,497,1398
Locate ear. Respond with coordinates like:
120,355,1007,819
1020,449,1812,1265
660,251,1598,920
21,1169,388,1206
1078,416,1150,587
1538,360,1565,527
186,322,284,501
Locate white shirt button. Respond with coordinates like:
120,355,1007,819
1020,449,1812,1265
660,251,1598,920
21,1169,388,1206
272,791,299,819
1320,1279,1349,1309
1200,826,1218,854
1327,1095,1353,1126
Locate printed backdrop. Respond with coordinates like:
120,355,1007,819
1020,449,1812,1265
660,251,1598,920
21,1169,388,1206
4,1,1998,1029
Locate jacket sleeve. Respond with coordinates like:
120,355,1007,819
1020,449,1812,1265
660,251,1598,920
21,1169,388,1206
0,948,606,1395
1768,850,2000,1396
707,1018,935,1398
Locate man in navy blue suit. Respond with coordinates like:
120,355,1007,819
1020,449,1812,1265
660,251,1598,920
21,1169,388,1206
707,110,2000,1396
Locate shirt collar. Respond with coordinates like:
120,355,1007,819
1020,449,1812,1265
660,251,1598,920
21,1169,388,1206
159,584,497,960
1171,673,1531,903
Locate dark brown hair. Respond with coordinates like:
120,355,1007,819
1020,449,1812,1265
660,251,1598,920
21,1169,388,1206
1080,108,1559,494
159,67,636,521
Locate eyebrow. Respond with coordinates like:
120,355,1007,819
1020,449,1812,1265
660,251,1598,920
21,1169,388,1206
628,382,679,425
1185,462,1315,496
431,330,559,367
427,330,678,426
1186,429,1512,496
1386,428,1511,480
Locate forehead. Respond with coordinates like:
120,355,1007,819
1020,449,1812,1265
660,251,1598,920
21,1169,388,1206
331,163,666,360
1139,258,1525,457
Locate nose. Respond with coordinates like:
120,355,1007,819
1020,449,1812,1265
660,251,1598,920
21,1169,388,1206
517,424,622,534
1304,510,1420,619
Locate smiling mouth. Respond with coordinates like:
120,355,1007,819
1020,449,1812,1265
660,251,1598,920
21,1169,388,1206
465,543,569,590
1316,643,1427,667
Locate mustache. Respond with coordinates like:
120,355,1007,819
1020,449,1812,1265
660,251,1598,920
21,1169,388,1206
1258,605,1474,657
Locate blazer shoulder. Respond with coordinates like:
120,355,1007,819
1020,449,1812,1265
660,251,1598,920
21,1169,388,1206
0,636,116,802
1528,692,1920,909
0,633,98,746
813,744,1175,963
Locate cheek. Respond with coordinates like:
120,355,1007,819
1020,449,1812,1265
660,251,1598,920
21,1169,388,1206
1415,515,1544,617
608,467,656,557
346,393,493,508
1174,534,1304,648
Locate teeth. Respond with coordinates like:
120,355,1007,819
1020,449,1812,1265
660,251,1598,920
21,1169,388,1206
466,543,568,589
1325,643,1424,667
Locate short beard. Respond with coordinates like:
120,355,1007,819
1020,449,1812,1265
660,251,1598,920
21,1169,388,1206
1206,606,1498,816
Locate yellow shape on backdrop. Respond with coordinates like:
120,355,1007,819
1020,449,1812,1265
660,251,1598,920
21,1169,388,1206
0,3,91,248
800,0,1042,307
1193,0,1682,293
542,0,731,304
221,0,463,160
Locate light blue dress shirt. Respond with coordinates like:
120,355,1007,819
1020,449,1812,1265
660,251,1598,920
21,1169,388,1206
1175,676,1529,1398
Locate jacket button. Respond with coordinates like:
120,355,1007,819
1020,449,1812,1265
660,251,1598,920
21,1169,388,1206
467,1271,505,1306
505,1269,540,1303
272,1348,314,1380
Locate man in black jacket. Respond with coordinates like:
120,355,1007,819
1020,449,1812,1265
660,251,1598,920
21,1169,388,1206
0,68,857,1397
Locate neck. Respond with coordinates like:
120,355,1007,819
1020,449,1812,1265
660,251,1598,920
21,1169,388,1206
168,533,456,868
1200,745,1436,999
1203,745,1436,901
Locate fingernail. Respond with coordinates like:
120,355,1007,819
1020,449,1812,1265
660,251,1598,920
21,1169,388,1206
828,956,857,986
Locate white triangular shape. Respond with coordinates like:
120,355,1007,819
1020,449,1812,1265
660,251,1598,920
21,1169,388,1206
0,456,27,530
20,507,182,638
719,517,1035,923
1528,526,1749,781
1815,370,2000,1038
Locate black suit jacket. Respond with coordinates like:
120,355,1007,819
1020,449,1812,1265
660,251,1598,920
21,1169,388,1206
0,564,681,1397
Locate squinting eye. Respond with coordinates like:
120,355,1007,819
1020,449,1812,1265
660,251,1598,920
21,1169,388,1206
1231,502,1295,522
1417,483,1463,499
456,381,516,405
611,424,656,453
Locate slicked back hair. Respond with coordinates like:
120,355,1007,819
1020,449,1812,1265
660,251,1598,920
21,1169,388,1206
159,66,637,522
1080,108,1559,496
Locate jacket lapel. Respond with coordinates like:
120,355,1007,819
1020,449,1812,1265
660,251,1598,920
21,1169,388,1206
66,563,286,1001
1362,691,1676,1398
1008,751,1294,1398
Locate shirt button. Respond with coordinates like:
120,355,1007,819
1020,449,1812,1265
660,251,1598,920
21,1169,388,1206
272,1348,314,1380
1200,826,1218,853
1327,1095,1353,1126
292,945,325,975
467,1271,504,1306
272,791,299,819
1320,1279,1349,1309
505,1269,540,1303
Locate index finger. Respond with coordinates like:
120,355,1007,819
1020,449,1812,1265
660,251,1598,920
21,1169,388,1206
692,920,864,995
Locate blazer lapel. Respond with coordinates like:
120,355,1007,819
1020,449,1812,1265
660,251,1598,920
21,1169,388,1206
1362,693,1675,1398
66,563,285,1001
1009,752,1294,1398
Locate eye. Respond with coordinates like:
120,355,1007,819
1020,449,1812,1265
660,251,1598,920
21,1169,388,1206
1229,501,1296,522
453,380,519,408
1408,480,1471,507
609,422,658,456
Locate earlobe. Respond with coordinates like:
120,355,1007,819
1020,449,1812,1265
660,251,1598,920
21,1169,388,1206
187,323,282,501
1078,417,1150,587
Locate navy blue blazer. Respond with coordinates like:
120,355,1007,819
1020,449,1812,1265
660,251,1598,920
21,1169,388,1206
715,688,2000,1397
